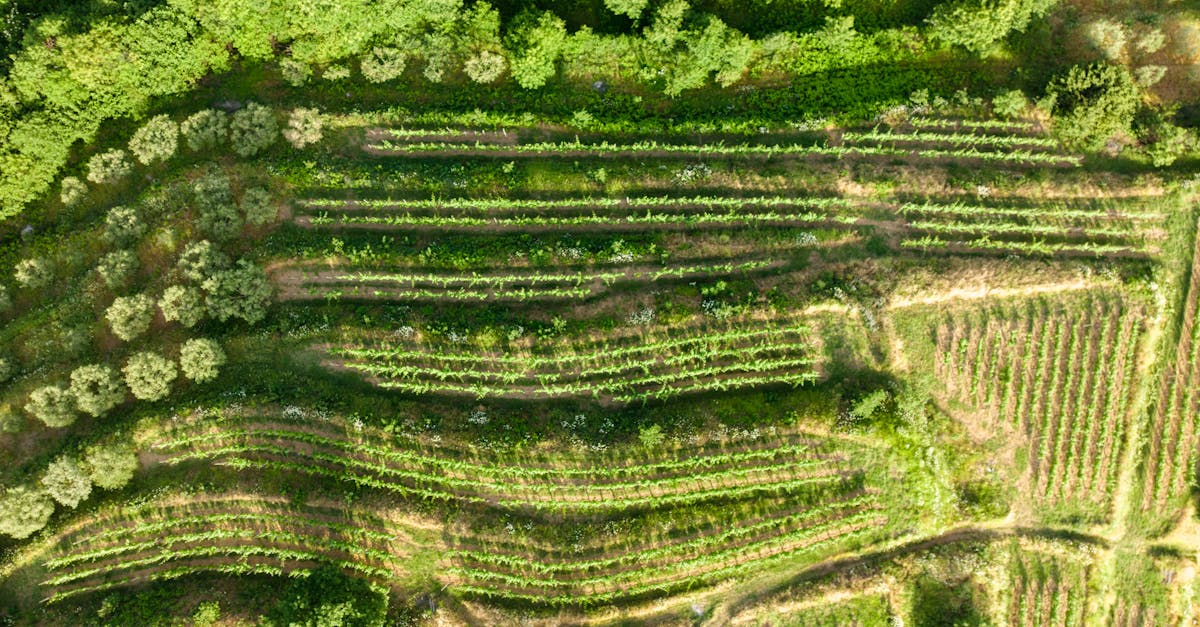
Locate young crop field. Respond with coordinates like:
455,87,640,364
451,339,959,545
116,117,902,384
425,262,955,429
1,1,1199,624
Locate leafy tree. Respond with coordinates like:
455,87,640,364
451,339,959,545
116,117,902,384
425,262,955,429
97,249,138,289
992,89,1028,118
203,260,271,324
177,240,230,282
270,566,388,627
69,365,126,417
360,47,407,83
0,485,53,539
180,338,226,383
83,442,139,490
229,103,278,157
180,109,228,152
667,15,752,95
25,385,76,428
86,149,132,185
14,256,52,289
59,176,86,207
464,51,507,84
1048,63,1141,150
279,57,312,86
240,187,277,225
1136,29,1166,54
159,285,205,327
193,173,242,240
103,205,146,246
322,64,351,81
41,456,92,508
283,108,324,149
106,294,156,342
123,351,177,401
506,11,567,89
926,0,1056,53
128,114,179,165
605,0,650,20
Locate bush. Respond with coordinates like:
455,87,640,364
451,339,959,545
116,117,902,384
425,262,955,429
284,108,324,149
103,205,146,246
1136,29,1166,54
927,0,1055,53
14,257,52,289
203,259,271,324
86,149,132,185
507,11,567,89
1135,65,1167,87
177,240,230,282
270,565,389,627
41,456,92,508
605,0,649,19
60,176,87,207
229,103,279,157
106,294,156,341
240,187,277,225
1048,63,1141,150
128,114,179,165
322,64,351,81
123,351,177,402
97,249,138,289
194,173,242,240
84,443,139,490
464,51,507,84
181,109,228,152
69,364,126,417
1086,19,1127,61
279,58,312,86
360,47,408,83
180,338,226,383
25,385,76,428
0,485,54,539
159,285,205,327
992,89,1028,118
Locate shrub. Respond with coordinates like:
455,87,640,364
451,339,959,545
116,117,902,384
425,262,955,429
159,285,205,327
360,47,408,83
1136,28,1166,54
279,58,312,86
1086,19,1127,61
60,176,87,207
181,110,228,152
0,485,54,539
106,294,156,341
194,173,242,240
41,456,92,508
464,51,507,84
284,107,324,149
203,260,271,324
69,364,126,417
177,240,230,282
86,149,132,185
507,11,567,89
180,338,226,383
229,103,279,157
97,249,138,289
322,64,351,81
638,424,665,447
1135,65,1166,87
240,187,277,225
270,565,388,627
128,114,179,165
25,385,76,428
14,257,52,289
1048,63,1141,150
123,351,177,401
0,285,9,311
0,405,23,433
84,443,139,490
927,0,1055,53
0,357,14,382
605,0,649,19
992,89,1028,118
103,205,146,246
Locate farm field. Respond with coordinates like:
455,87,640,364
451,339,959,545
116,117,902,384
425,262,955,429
1,0,1200,625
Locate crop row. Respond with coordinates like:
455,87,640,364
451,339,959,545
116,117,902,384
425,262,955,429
901,235,1145,257
841,129,1061,149
1007,551,1090,627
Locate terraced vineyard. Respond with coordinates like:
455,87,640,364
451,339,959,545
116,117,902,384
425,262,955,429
1002,544,1094,626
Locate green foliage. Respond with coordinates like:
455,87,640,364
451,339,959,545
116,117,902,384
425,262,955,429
851,389,889,421
0,404,21,434
284,107,324,149
464,51,507,84
1135,65,1166,87
640,1,753,96
97,249,138,289
0,485,53,540
906,575,985,626
158,285,205,327
105,294,156,342
202,259,271,324
128,114,179,165
279,57,312,86
104,205,146,247
638,424,665,447
193,173,243,241
177,240,230,282
0,357,13,382
59,175,86,207
240,187,277,225
228,102,278,158
1086,19,1127,61
25,385,76,428
180,109,228,152
926,0,1056,53
192,602,221,627
269,565,388,627
69,364,125,417
605,0,650,20
360,47,408,83
0,285,9,312
1048,63,1141,150
86,149,132,185
992,89,1027,118
83,442,139,490
179,338,226,383
14,256,52,289
322,64,351,81
506,11,567,89
1134,106,1198,167
41,456,92,508
122,351,177,402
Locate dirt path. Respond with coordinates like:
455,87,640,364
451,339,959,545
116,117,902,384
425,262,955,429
887,278,1096,309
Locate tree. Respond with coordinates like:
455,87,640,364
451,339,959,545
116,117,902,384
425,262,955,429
229,102,278,157
1086,19,1127,61
506,11,567,89
605,0,650,20
464,51,507,84
240,187,277,225
97,249,138,289
128,114,179,165
106,294,156,341
360,47,407,83
103,205,146,246
83,443,139,490
283,107,324,149
180,338,226,383
1135,65,1166,87
69,364,125,417
180,109,228,152
25,385,76,428
193,173,242,240
926,0,1056,53
279,57,312,86
123,351,177,401
270,566,388,627
14,256,52,289
1048,63,1141,150
322,64,351,81
41,456,92,508
59,176,87,207
159,285,205,327
176,240,229,282
86,149,132,185
0,485,54,539
203,259,271,324
992,89,1028,118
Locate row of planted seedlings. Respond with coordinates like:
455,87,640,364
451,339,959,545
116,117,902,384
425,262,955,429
900,235,1149,258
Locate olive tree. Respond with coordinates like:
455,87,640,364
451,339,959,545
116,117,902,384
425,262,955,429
83,443,139,490
60,176,87,207
194,173,242,240
159,285,205,327
180,109,228,152
103,205,146,246
69,364,125,417
41,456,92,508
360,47,408,83
177,240,229,282
105,294,156,341
128,114,179,165
283,108,324,149
180,338,226,383
279,58,312,86
86,149,132,185
25,385,76,428
464,51,507,84
97,249,138,289
123,351,177,401
240,187,277,225
229,102,278,157
0,485,54,539
14,257,52,289
203,260,271,324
